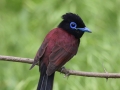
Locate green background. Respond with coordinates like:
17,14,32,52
0,0,120,90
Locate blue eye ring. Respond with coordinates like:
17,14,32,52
70,22,77,29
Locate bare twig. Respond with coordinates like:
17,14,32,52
0,55,33,64
0,55,120,78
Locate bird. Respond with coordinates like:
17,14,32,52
30,12,91,90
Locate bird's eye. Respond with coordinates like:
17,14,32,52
70,22,77,29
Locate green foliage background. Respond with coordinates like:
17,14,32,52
0,0,120,90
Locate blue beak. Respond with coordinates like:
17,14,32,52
78,27,92,33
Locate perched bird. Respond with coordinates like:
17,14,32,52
30,12,91,90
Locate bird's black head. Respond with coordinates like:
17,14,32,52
58,13,91,39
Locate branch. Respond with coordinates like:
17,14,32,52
0,55,120,78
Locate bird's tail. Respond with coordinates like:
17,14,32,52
37,65,55,90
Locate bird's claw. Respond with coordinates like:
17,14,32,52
60,66,65,73
60,66,70,78
64,72,70,79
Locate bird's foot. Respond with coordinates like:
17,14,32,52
60,66,70,78
60,66,66,73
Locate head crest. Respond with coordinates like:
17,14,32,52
62,13,82,22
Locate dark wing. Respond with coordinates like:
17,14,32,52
30,39,48,69
46,43,78,75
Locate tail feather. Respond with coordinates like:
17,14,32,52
37,65,55,90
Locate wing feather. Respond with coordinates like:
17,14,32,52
30,39,48,69
46,44,78,75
